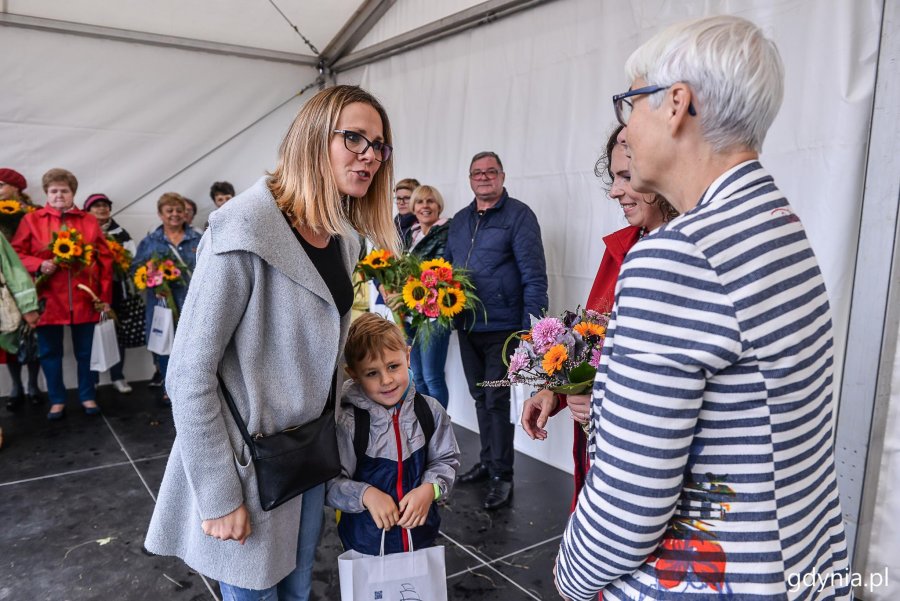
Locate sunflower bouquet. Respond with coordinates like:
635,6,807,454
355,249,405,293
399,257,479,345
355,248,407,322
35,226,95,289
481,308,610,395
0,199,35,232
133,254,187,320
105,237,133,280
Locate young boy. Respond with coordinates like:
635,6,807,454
326,313,459,556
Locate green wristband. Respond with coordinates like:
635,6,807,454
432,482,441,500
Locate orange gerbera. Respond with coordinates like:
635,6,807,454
542,344,568,375
574,322,606,338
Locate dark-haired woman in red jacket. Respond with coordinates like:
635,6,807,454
521,125,677,509
12,169,113,420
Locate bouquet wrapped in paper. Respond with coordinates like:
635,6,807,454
482,308,610,395
399,257,479,345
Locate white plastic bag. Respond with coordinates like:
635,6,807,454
146,303,174,356
338,530,447,601
90,313,121,372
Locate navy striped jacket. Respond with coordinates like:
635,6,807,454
556,162,851,600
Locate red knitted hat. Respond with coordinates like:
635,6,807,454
0,168,27,192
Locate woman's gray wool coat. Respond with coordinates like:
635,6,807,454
144,177,360,589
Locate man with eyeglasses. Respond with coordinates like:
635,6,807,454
393,178,420,248
446,151,548,511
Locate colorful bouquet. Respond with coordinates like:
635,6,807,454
35,226,95,288
354,249,407,324
105,237,133,279
133,254,187,320
482,308,610,395
355,249,405,294
399,257,479,344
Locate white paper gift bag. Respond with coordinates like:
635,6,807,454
146,303,174,356
90,313,121,372
338,530,447,601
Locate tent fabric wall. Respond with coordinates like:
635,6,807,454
336,0,881,475
864,317,900,599
2,24,316,385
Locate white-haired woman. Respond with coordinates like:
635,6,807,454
555,16,850,601
145,85,397,600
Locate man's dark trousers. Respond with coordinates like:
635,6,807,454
457,328,518,481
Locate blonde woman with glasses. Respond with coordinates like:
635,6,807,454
145,85,397,601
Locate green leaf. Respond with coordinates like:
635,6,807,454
568,362,596,384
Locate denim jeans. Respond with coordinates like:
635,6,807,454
37,323,97,406
408,325,450,409
154,352,169,391
219,484,325,601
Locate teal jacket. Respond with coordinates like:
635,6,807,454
0,235,39,353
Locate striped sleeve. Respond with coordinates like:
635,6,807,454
555,232,742,600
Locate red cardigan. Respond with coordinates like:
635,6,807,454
561,225,642,509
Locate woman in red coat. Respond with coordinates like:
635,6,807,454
521,125,677,509
12,169,113,420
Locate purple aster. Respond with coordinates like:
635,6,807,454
507,348,530,381
589,348,603,368
531,317,566,353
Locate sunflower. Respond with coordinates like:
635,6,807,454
133,265,148,290
402,278,430,309
541,344,568,376
574,322,606,338
438,287,466,317
52,238,75,259
160,261,181,280
421,258,451,272
0,200,21,214
361,249,393,269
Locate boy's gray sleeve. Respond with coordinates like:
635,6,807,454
325,407,372,513
422,399,460,500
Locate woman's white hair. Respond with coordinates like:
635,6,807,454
625,15,784,153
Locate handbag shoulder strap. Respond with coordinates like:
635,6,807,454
217,372,255,448
218,369,338,447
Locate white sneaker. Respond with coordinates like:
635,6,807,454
113,379,133,394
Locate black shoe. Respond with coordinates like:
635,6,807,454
5,395,24,413
148,370,163,388
26,393,41,405
458,463,490,484
483,478,513,510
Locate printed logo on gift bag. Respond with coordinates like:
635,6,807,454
399,583,422,600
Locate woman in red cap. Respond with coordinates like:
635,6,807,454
11,168,113,420
0,168,43,413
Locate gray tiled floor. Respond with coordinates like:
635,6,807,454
0,382,574,600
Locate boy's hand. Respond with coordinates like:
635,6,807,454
397,483,434,529
363,487,400,530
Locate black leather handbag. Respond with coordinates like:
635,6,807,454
218,372,341,512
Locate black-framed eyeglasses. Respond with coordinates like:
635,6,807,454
612,84,697,126
333,129,393,162
469,168,501,180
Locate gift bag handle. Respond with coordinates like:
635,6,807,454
379,528,414,556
